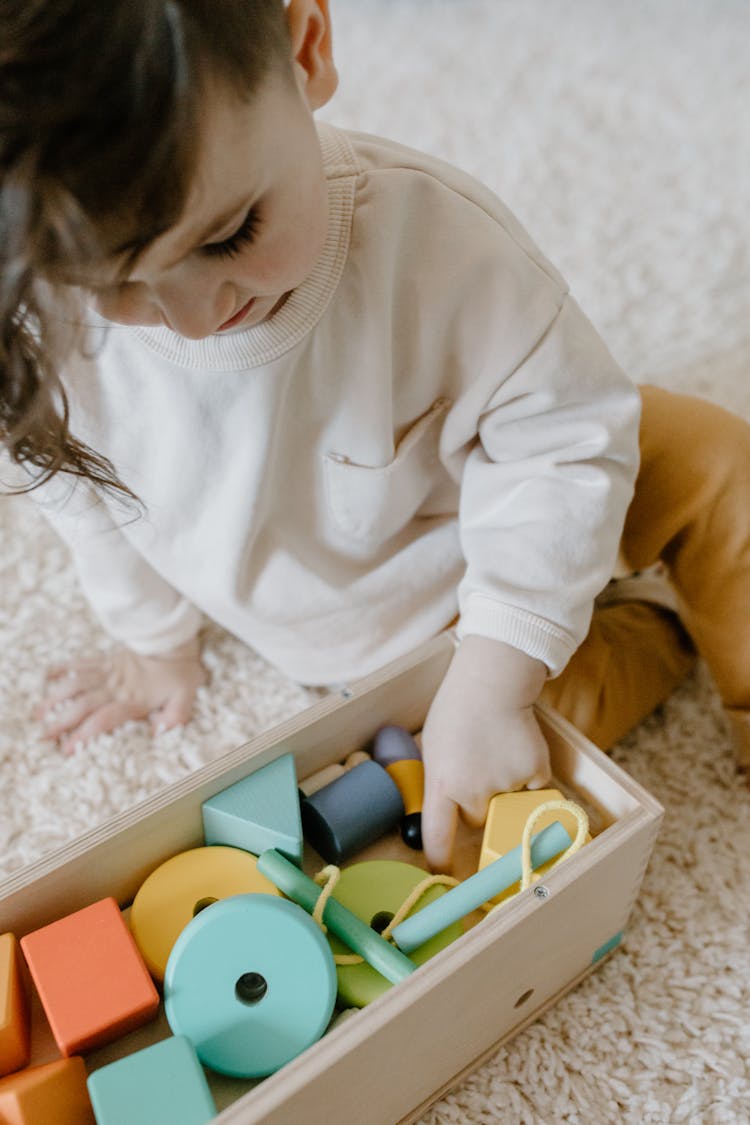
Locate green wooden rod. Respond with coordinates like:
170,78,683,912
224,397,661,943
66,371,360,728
257,849,416,984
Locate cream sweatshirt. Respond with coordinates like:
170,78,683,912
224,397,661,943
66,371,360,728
29,124,641,685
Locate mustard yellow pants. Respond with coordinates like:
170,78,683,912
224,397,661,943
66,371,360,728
542,384,750,752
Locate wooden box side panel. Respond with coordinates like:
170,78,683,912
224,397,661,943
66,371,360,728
217,809,661,1125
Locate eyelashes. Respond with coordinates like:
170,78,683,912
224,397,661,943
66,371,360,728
202,206,262,260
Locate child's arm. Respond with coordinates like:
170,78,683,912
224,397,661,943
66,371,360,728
420,636,550,872
24,471,206,749
37,636,207,754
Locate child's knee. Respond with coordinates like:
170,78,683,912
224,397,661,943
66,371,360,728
624,387,750,568
639,384,750,491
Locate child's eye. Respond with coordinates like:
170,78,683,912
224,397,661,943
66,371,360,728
202,206,262,260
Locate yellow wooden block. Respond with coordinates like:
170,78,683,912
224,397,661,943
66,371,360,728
130,846,280,982
0,934,30,1077
478,789,591,908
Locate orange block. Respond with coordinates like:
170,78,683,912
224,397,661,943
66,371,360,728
0,934,30,1076
20,898,159,1056
0,1057,95,1124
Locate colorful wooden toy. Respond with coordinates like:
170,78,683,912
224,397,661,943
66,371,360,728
298,761,345,797
324,860,462,1007
391,821,573,953
87,1035,216,1125
257,848,416,984
479,788,592,906
164,894,336,1078
0,1057,95,1125
372,725,425,848
20,897,159,1056
300,759,404,863
202,752,303,865
0,934,30,1077
129,845,279,982
298,750,370,797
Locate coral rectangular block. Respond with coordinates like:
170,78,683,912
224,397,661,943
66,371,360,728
87,1035,216,1125
0,933,30,1076
20,898,159,1056
0,1056,95,1125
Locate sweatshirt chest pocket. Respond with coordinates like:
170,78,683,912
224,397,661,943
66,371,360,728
323,398,450,546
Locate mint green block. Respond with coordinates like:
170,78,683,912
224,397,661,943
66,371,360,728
87,1035,216,1125
592,930,624,963
202,752,303,865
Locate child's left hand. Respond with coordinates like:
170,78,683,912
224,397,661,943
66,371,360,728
420,636,551,872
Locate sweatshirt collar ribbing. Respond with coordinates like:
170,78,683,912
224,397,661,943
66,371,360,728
125,123,357,372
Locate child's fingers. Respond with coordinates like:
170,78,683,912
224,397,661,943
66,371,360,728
40,690,112,739
44,659,105,683
38,666,105,712
458,796,490,830
421,786,459,874
60,700,143,755
150,690,196,735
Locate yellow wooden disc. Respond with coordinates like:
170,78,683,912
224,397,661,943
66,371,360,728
130,846,280,982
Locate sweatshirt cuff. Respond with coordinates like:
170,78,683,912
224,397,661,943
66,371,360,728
455,593,577,677
110,600,204,657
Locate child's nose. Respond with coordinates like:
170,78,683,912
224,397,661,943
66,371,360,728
154,278,230,340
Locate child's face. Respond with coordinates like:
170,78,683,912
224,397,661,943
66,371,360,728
85,67,329,338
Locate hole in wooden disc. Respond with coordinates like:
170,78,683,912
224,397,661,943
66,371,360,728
235,972,268,1005
370,910,395,934
514,988,534,1009
193,897,219,916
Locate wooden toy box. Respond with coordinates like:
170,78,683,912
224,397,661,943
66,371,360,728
0,634,663,1124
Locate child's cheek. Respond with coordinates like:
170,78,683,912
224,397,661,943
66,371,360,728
246,226,323,294
88,285,161,328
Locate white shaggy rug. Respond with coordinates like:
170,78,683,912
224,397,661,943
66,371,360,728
2,1,749,1121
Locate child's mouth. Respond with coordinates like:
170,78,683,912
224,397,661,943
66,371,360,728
217,297,256,332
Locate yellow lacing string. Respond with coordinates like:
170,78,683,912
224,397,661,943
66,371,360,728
519,798,589,889
484,798,589,918
312,864,459,965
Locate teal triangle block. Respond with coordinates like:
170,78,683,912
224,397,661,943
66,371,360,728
202,752,303,865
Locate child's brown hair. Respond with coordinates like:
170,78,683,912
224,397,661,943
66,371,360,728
0,0,290,498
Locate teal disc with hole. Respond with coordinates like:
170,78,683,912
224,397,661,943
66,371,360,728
164,894,336,1077
328,860,463,1008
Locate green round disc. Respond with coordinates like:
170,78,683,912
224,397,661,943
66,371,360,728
328,860,463,1007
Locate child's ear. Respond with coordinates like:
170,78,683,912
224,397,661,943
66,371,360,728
285,0,338,109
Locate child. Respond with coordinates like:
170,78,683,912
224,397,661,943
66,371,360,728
1,1,748,873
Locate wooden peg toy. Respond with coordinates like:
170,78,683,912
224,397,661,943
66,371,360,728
391,821,573,953
372,725,425,848
20,897,159,1057
129,844,280,982
87,1035,216,1125
257,848,416,985
202,752,303,865
0,934,30,1077
0,1057,95,1125
298,761,346,797
479,788,592,906
298,749,371,797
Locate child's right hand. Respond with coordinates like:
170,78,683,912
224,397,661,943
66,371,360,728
37,637,207,754
420,635,551,872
